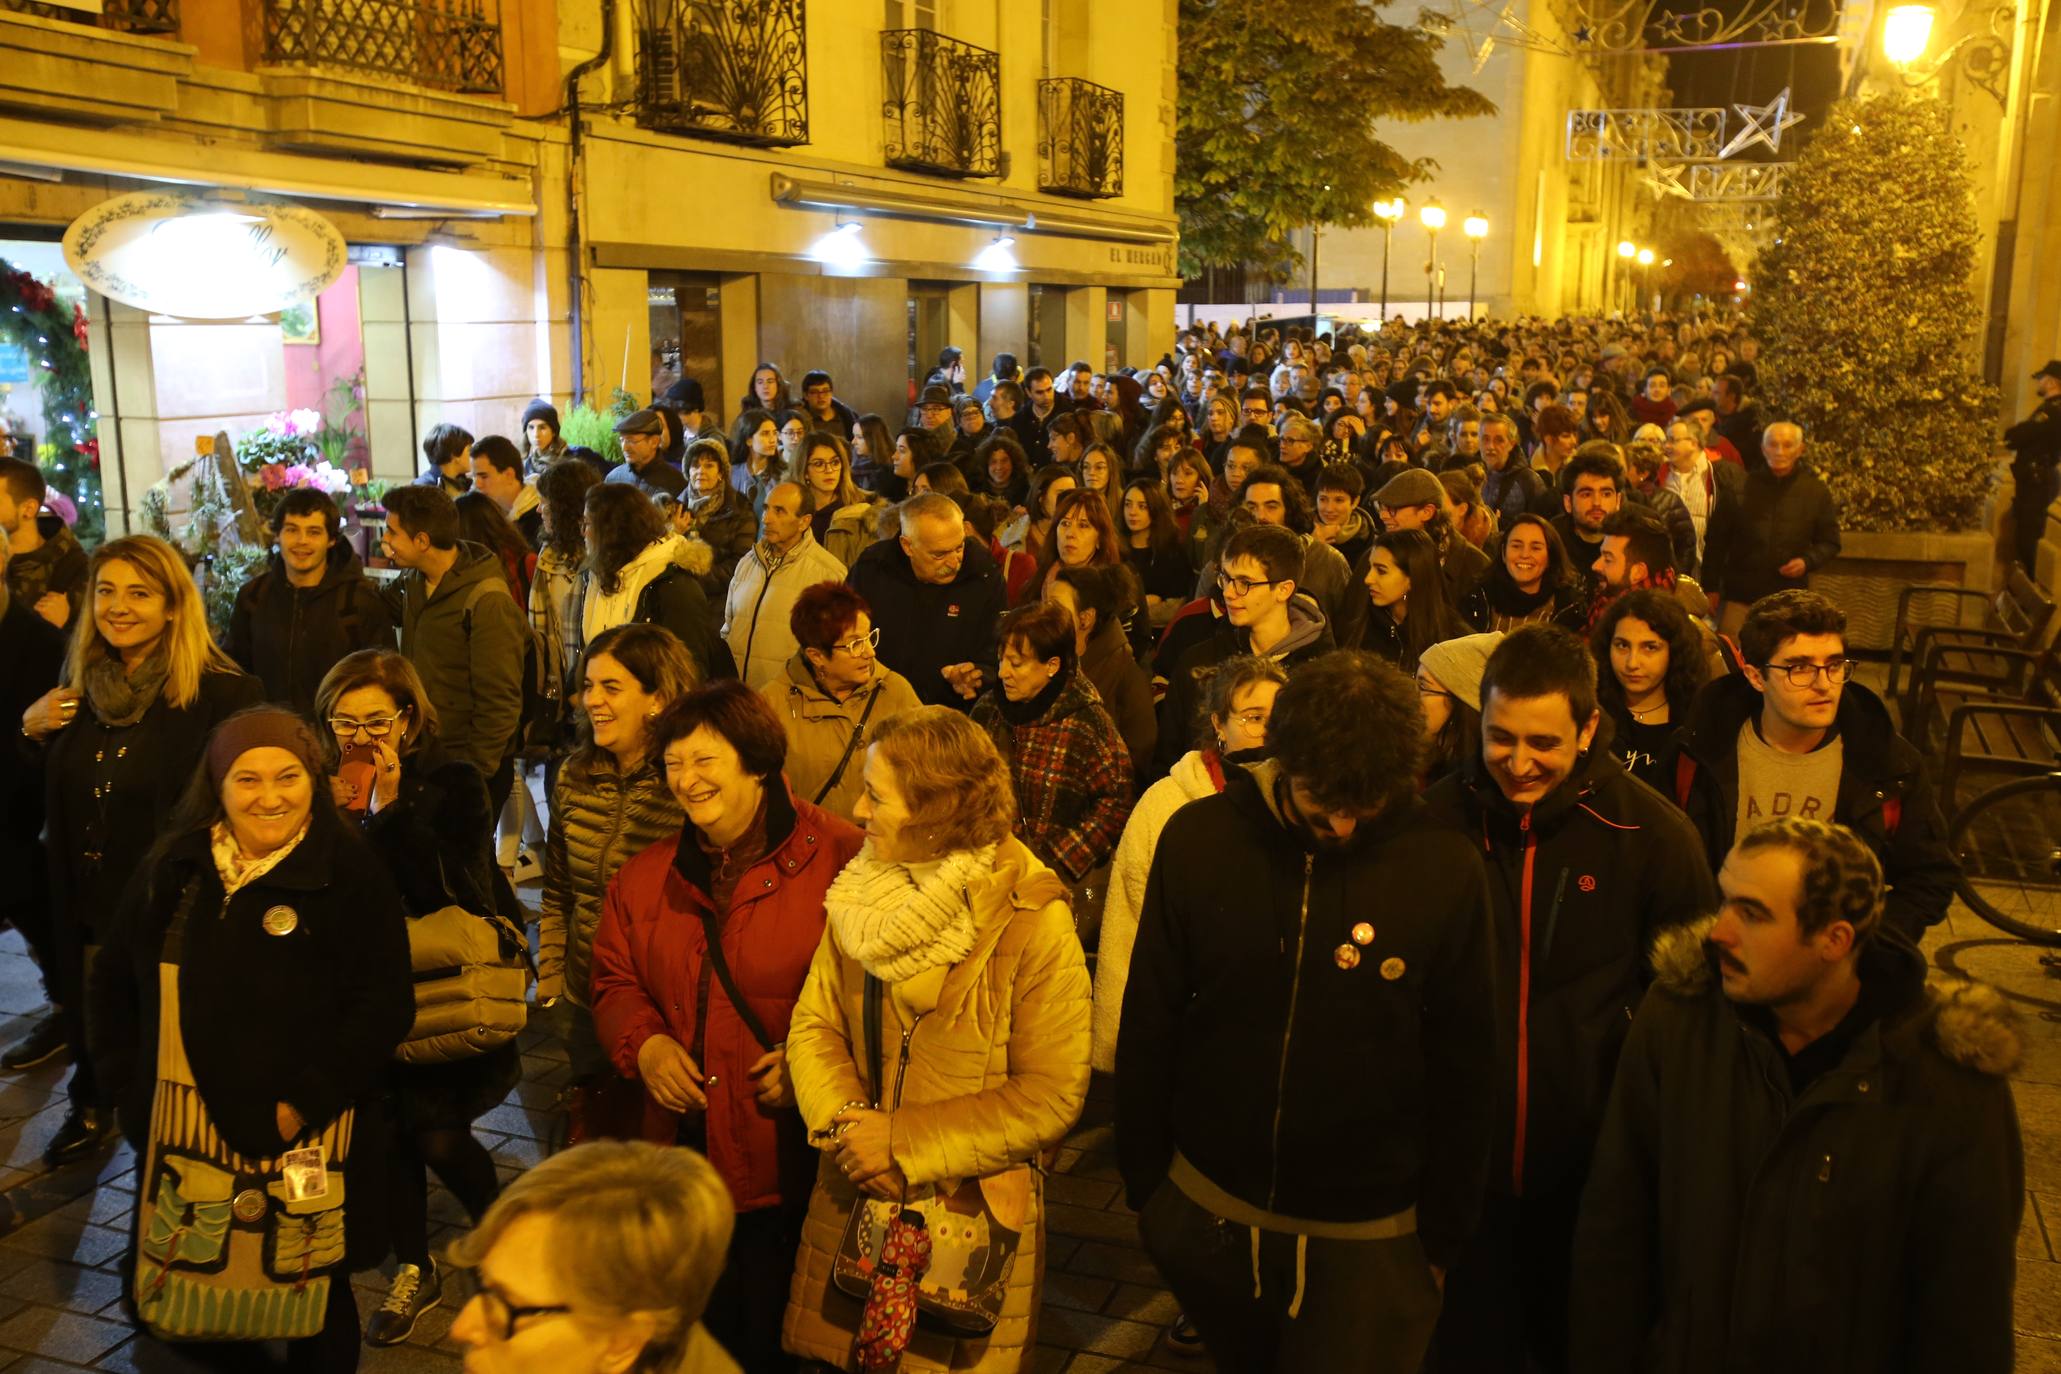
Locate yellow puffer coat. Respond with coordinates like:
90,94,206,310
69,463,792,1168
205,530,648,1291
781,836,1091,1372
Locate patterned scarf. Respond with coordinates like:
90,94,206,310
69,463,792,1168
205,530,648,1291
824,842,995,983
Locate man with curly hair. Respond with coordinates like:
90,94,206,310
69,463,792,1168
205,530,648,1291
1573,816,2023,1373
1118,650,1497,1374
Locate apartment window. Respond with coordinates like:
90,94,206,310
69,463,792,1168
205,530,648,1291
885,0,940,28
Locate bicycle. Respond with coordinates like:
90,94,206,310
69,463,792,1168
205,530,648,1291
1947,770,2061,963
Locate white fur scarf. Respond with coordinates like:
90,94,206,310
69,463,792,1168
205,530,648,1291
825,842,996,983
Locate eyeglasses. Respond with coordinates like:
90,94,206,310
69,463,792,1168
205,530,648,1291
1226,708,1270,728
834,626,882,656
1216,571,1279,597
450,1266,572,1343
328,713,403,738
805,457,843,473
1764,659,1857,687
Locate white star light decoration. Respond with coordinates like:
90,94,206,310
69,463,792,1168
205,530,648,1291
1424,0,1568,72
1718,87,1805,159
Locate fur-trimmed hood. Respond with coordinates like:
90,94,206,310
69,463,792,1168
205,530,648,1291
1650,914,2022,1077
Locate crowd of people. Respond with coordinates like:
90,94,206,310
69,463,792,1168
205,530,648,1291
0,305,2031,1374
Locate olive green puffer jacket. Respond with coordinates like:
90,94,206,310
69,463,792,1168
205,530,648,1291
538,750,683,1006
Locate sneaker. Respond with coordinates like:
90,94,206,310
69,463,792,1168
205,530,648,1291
365,1259,443,1347
42,1107,112,1167
1166,1313,1205,1357
509,848,543,885
2,1015,69,1070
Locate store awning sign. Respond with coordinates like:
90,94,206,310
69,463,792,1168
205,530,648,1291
62,193,346,320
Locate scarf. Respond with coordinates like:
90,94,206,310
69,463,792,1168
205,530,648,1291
825,841,996,983
209,818,310,897
84,648,171,728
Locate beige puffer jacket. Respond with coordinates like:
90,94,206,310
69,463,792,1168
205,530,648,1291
757,654,924,824
781,836,1091,1372
538,750,683,1006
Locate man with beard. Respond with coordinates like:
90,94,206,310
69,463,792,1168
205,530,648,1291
1120,650,1497,1374
1422,626,1714,1374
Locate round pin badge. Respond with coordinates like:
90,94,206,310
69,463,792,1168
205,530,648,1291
261,906,298,937
1351,922,1375,946
1334,943,1360,970
232,1188,268,1223
1380,956,1407,981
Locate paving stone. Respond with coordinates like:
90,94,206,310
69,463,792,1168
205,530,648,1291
0,1219,127,1270
2025,1191,2053,1261
1103,1281,1181,1326
2016,1081,2061,1196
2019,1334,2061,1374
0,1261,124,1317
87,1334,216,1373
1042,1270,1116,1314
1035,1306,1166,1360
1063,1241,1168,1287
0,1307,129,1365
1044,1202,1144,1246
2019,1257,2061,1343
2041,1191,2061,1261
1044,1173,1121,1211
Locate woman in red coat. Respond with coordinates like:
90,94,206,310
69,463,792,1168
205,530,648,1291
589,680,863,1374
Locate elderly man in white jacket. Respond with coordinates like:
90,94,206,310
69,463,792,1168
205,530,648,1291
723,480,848,691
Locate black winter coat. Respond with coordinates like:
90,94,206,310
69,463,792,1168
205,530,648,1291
1117,761,1498,1269
91,806,415,1265
1700,464,1840,603
2004,393,2061,473
1423,730,1718,1200
45,668,265,942
845,534,1006,709
0,598,65,927
1672,676,1956,941
1571,920,2023,1374
229,545,397,715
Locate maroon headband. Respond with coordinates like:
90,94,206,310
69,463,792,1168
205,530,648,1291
205,709,326,789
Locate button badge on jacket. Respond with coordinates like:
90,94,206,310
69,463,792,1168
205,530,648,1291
262,906,299,937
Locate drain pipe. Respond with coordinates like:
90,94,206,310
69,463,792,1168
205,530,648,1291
563,0,616,407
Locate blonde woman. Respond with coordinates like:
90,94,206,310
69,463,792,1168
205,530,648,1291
448,1141,739,1373
783,707,1090,1372
797,431,885,570
20,534,261,1167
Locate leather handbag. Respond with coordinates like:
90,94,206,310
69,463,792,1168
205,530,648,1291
830,975,1024,1337
394,905,534,1065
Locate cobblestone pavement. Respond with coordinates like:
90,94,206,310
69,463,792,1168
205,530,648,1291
0,885,2055,1371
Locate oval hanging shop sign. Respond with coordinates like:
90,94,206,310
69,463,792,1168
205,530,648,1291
62,193,346,320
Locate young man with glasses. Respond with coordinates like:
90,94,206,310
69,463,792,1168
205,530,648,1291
1157,523,1334,776
1673,590,1956,942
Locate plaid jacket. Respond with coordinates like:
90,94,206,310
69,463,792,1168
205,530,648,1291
971,669,1135,883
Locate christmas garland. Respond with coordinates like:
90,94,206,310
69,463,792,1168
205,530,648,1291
0,258,102,545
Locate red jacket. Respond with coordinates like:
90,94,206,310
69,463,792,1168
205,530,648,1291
590,783,863,1211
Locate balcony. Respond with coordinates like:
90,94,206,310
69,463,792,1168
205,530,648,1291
1037,76,1122,199
262,0,504,96
0,0,177,35
880,28,999,179
636,0,808,148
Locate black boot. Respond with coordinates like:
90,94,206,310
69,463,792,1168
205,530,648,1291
43,1107,113,1167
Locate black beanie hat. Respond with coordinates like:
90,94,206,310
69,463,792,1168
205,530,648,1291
521,399,561,437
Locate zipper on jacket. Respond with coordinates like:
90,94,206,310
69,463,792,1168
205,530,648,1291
1513,811,1536,1197
740,546,784,673
890,1013,928,1109
1266,854,1315,1212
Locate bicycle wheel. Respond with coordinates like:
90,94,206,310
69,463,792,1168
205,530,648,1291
1949,775,2061,946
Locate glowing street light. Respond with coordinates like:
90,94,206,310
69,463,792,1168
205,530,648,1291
1635,247,1656,312
1883,3,1936,64
1420,199,1446,319
1462,213,1488,319
1373,197,1407,320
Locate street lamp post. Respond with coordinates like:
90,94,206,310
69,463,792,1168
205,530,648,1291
1635,246,1655,313
1463,212,1488,319
1373,198,1406,321
1420,199,1446,320
1616,239,1636,316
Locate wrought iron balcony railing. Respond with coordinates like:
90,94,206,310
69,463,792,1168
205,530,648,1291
262,0,504,96
880,28,999,179
636,0,808,147
2,0,178,35
1037,76,1122,199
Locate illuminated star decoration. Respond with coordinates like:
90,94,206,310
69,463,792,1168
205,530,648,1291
1719,87,1805,159
1642,162,1692,199
1423,0,1566,72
